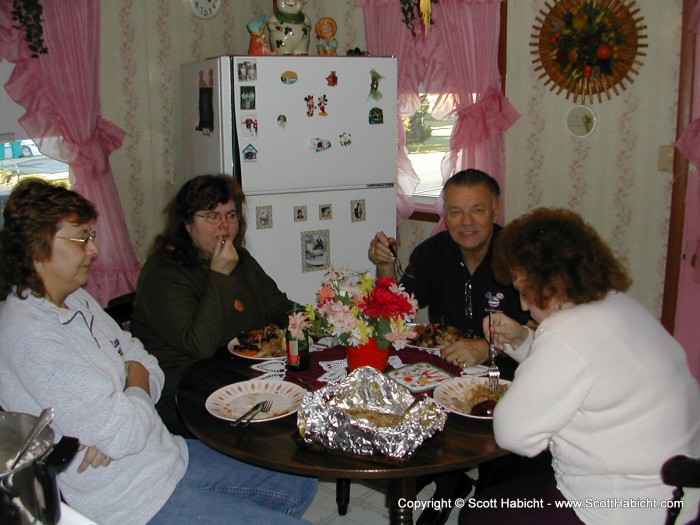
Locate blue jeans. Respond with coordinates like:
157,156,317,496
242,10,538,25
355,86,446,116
148,440,318,525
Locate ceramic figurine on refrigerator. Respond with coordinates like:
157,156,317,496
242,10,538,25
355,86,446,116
316,17,338,56
267,0,311,55
246,15,273,55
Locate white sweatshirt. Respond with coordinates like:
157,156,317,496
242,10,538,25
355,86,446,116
0,288,188,525
495,292,700,525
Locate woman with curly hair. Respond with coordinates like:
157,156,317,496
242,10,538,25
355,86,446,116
0,178,316,525
131,175,292,436
459,208,700,525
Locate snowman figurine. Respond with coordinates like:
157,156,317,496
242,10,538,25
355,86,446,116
267,0,311,55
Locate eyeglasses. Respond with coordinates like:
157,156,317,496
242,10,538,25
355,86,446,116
194,211,238,225
55,230,97,246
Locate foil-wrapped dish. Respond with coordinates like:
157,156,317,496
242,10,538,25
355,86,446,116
297,367,447,461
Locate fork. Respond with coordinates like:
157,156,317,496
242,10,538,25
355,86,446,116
487,310,500,392
239,400,273,428
388,244,414,280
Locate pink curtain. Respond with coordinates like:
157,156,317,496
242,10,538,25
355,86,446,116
356,0,519,229
356,0,423,224
0,1,141,306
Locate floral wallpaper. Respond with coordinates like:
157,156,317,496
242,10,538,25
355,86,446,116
101,0,682,316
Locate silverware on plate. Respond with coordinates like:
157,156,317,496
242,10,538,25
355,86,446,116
230,401,265,427
238,400,273,428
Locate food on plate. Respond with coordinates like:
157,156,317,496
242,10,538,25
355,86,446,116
470,399,497,417
233,325,286,358
345,408,402,428
466,381,508,416
410,323,475,348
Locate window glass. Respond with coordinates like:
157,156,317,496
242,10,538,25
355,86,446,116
404,93,457,198
1,140,69,225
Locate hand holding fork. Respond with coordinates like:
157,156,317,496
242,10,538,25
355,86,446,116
487,310,500,392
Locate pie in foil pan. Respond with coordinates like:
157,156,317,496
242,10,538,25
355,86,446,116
296,366,447,461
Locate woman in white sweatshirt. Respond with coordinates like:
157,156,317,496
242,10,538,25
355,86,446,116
459,208,700,525
0,178,317,525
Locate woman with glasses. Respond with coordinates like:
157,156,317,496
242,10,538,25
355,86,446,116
0,178,317,525
131,174,293,436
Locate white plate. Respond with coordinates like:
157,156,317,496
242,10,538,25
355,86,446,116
227,338,287,361
205,380,306,423
433,377,511,420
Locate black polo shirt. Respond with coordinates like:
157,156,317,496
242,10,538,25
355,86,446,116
400,225,529,339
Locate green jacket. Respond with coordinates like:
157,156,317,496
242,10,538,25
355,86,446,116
131,247,291,434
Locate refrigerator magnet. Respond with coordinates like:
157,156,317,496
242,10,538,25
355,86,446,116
255,205,273,229
311,138,331,152
294,205,307,222
304,95,315,117
326,71,338,86
339,133,352,146
277,115,287,128
241,116,258,138
242,144,258,161
368,68,384,100
368,108,384,125
281,71,298,85
237,60,257,82
351,199,366,222
319,204,332,220
318,94,328,116
240,86,256,110
301,230,330,273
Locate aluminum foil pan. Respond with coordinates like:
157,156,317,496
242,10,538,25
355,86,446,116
297,366,447,460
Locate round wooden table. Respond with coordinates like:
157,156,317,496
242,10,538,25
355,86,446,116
176,346,510,525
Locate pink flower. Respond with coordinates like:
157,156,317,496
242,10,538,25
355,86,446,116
288,311,311,339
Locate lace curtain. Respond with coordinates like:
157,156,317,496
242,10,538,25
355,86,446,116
356,0,519,228
0,0,141,306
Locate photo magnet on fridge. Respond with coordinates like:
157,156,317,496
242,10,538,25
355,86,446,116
255,205,273,230
301,229,330,273
351,199,366,222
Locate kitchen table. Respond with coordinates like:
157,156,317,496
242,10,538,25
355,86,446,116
176,345,511,525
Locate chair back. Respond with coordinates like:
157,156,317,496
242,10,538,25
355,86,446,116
661,454,700,525
104,292,136,332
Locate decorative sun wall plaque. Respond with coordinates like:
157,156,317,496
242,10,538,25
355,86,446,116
531,0,647,104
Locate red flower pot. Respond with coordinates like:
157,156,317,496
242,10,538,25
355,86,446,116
346,338,390,373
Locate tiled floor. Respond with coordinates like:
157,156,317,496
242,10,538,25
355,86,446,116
302,478,467,525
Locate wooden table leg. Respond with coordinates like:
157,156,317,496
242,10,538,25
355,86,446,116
387,476,416,525
336,478,350,515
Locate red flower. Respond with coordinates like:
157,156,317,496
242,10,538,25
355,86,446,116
359,279,414,320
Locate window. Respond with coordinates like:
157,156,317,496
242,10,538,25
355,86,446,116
1,62,69,224
404,93,457,198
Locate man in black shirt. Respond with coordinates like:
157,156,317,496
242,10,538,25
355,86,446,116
369,169,529,367
368,169,533,525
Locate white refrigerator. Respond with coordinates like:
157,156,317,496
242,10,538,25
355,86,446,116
181,55,398,305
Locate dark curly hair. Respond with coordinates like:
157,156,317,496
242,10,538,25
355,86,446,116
0,178,97,299
493,208,631,308
150,175,247,267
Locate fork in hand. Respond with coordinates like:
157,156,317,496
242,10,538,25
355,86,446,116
487,310,500,392
239,399,273,428
388,244,414,280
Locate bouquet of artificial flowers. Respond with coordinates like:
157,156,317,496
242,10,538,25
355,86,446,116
288,267,419,350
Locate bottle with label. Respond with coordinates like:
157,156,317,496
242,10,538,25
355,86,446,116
286,329,310,371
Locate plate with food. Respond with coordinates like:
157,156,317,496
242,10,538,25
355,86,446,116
433,377,511,420
228,324,286,360
407,323,477,351
385,362,454,393
205,380,306,423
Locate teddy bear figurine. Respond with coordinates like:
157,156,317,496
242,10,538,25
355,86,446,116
266,0,311,55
